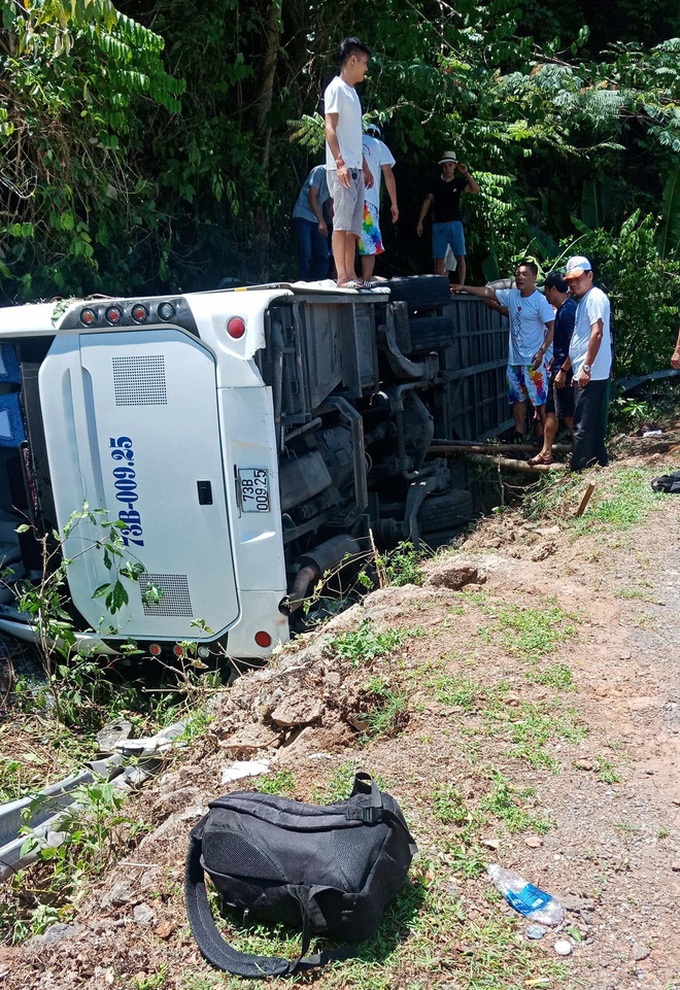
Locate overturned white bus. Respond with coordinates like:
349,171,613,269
0,277,510,660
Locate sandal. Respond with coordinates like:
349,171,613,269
360,279,377,289
529,452,554,466
337,279,364,289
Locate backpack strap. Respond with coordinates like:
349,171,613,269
184,827,356,978
349,773,418,855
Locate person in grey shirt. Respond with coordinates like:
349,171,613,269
293,165,331,281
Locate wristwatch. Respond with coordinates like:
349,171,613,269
582,364,591,374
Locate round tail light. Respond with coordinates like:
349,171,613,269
255,630,272,648
105,305,123,325
227,317,246,339
131,303,148,323
158,302,175,321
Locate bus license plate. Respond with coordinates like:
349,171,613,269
238,468,270,512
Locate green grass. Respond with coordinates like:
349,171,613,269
483,699,587,769
495,603,576,661
257,769,296,797
362,678,408,738
325,622,422,666
479,771,553,834
432,783,469,825
616,587,647,599
526,662,575,690
427,673,484,711
572,467,663,533
524,464,664,533
594,756,621,784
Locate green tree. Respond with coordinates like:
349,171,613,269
1,0,183,299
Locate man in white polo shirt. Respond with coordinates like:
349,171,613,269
324,37,373,289
555,255,612,471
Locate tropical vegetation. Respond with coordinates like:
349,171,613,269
1,0,679,374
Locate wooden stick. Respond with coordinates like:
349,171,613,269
466,453,566,474
575,482,596,517
428,442,572,456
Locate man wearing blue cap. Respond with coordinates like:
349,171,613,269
556,256,612,471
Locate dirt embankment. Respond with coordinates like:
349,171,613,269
1,439,680,990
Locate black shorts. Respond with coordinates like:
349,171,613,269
546,370,575,420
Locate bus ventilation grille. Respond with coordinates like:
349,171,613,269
138,573,193,616
112,355,167,405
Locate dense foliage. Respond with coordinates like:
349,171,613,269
1,0,679,374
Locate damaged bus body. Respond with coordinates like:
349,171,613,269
0,276,509,660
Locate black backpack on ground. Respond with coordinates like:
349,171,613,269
184,772,417,978
651,470,680,493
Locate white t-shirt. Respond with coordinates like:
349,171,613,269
324,76,363,170
495,288,554,365
361,135,395,209
569,286,612,380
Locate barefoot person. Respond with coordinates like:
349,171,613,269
529,272,577,465
324,38,374,289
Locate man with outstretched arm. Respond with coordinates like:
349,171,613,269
324,37,374,289
453,261,554,442
557,255,612,471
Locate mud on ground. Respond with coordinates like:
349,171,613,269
1,431,679,990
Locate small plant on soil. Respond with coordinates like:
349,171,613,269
1,780,151,944
479,770,553,834
527,661,575,690
427,673,484,711
325,621,421,666
361,677,408,739
256,770,296,797
594,756,621,784
432,783,469,825
494,602,576,661
132,967,168,989
483,698,587,769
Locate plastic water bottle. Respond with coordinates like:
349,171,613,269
487,864,565,926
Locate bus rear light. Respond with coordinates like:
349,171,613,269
80,307,97,326
158,302,175,321
131,303,148,323
105,305,123,325
172,643,185,657
255,630,272,648
227,316,246,339
148,643,162,656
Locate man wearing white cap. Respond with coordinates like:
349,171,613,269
416,151,479,285
555,256,612,470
